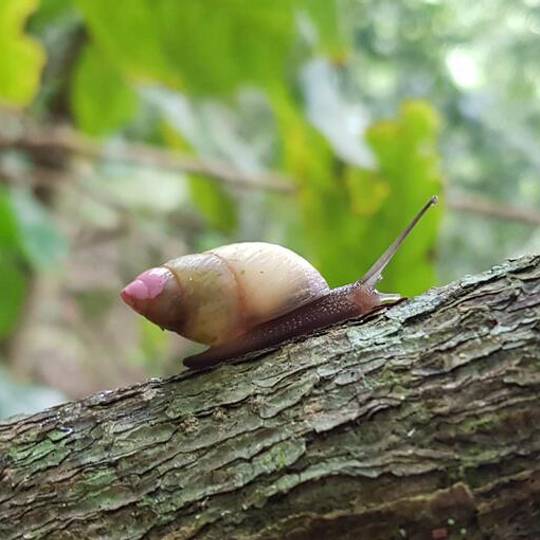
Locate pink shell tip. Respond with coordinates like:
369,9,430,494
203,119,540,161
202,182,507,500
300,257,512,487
121,267,170,305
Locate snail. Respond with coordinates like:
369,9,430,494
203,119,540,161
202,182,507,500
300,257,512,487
121,196,438,370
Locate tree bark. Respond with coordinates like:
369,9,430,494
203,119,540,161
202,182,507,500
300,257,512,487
1,255,539,540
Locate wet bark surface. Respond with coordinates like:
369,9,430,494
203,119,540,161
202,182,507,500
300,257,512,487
0,255,539,540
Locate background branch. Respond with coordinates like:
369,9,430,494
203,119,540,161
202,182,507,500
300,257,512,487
2,113,539,226
0,113,293,193
447,191,540,226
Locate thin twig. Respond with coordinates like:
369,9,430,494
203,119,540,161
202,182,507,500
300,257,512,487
447,192,540,227
0,119,294,193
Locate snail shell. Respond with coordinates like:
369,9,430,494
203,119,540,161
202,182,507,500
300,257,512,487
165,242,329,345
123,242,329,346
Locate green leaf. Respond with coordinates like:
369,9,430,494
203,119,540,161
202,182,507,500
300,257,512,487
0,0,46,106
0,189,28,339
71,44,138,134
0,187,22,251
0,252,27,339
360,100,443,295
189,177,238,233
76,0,296,96
30,0,75,32
302,0,347,58
273,89,358,284
140,318,169,365
9,189,68,270
128,319,170,374
0,188,62,339
345,168,390,217
275,93,442,294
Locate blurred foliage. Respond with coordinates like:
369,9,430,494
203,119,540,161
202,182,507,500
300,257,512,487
0,0,538,415
0,185,67,339
64,0,443,292
72,44,138,135
9,188,68,269
0,0,45,105
75,0,297,97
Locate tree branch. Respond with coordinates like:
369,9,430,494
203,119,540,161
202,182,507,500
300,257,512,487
3,113,540,227
447,191,540,227
1,254,539,539
0,114,292,193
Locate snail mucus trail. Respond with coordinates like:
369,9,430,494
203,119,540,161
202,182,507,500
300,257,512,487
121,196,438,370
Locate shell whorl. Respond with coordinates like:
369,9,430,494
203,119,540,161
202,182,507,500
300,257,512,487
164,242,329,346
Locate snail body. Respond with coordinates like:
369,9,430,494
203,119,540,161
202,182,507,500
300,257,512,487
121,196,438,370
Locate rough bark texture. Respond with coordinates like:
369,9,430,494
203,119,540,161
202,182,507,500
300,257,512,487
1,255,539,540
